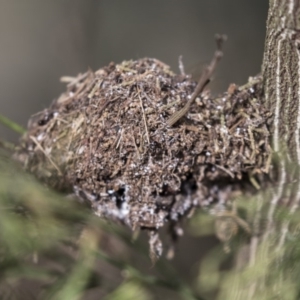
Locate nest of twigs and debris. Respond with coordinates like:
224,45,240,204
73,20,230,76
16,57,271,260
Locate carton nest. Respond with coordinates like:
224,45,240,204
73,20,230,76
17,58,271,256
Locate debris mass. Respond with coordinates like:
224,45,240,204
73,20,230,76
17,57,271,259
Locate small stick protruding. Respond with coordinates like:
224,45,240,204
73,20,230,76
166,34,226,126
178,55,185,75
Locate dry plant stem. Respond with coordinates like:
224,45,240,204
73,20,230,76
178,55,186,76
166,35,226,126
29,135,62,176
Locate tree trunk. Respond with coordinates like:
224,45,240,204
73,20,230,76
263,0,300,158
229,2,300,298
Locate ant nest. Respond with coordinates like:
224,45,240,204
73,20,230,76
17,58,271,260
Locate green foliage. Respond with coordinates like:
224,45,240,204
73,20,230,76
188,190,300,300
0,153,203,300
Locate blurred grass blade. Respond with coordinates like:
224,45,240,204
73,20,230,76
104,280,152,300
0,114,26,134
0,139,15,151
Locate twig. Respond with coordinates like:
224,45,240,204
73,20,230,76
98,96,120,115
178,55,186,75
30,135,62,175
213,163,234,178
138,90,150,144
61,71,89,87
166,34,226,126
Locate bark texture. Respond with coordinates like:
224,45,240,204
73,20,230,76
263,0,300,158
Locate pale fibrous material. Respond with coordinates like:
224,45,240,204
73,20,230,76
16,58,271,259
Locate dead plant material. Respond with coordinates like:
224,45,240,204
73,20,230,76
167,34,225,126
16,58,271,260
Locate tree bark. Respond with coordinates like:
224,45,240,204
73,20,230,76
232,2,300,297
263,0,300,159
261,1,300,233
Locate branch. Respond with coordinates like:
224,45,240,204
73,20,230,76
166,34,226,126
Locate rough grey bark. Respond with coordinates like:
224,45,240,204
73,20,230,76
262,0,300,238
263,0,300,158
233,2,300,298
259,0,300,250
